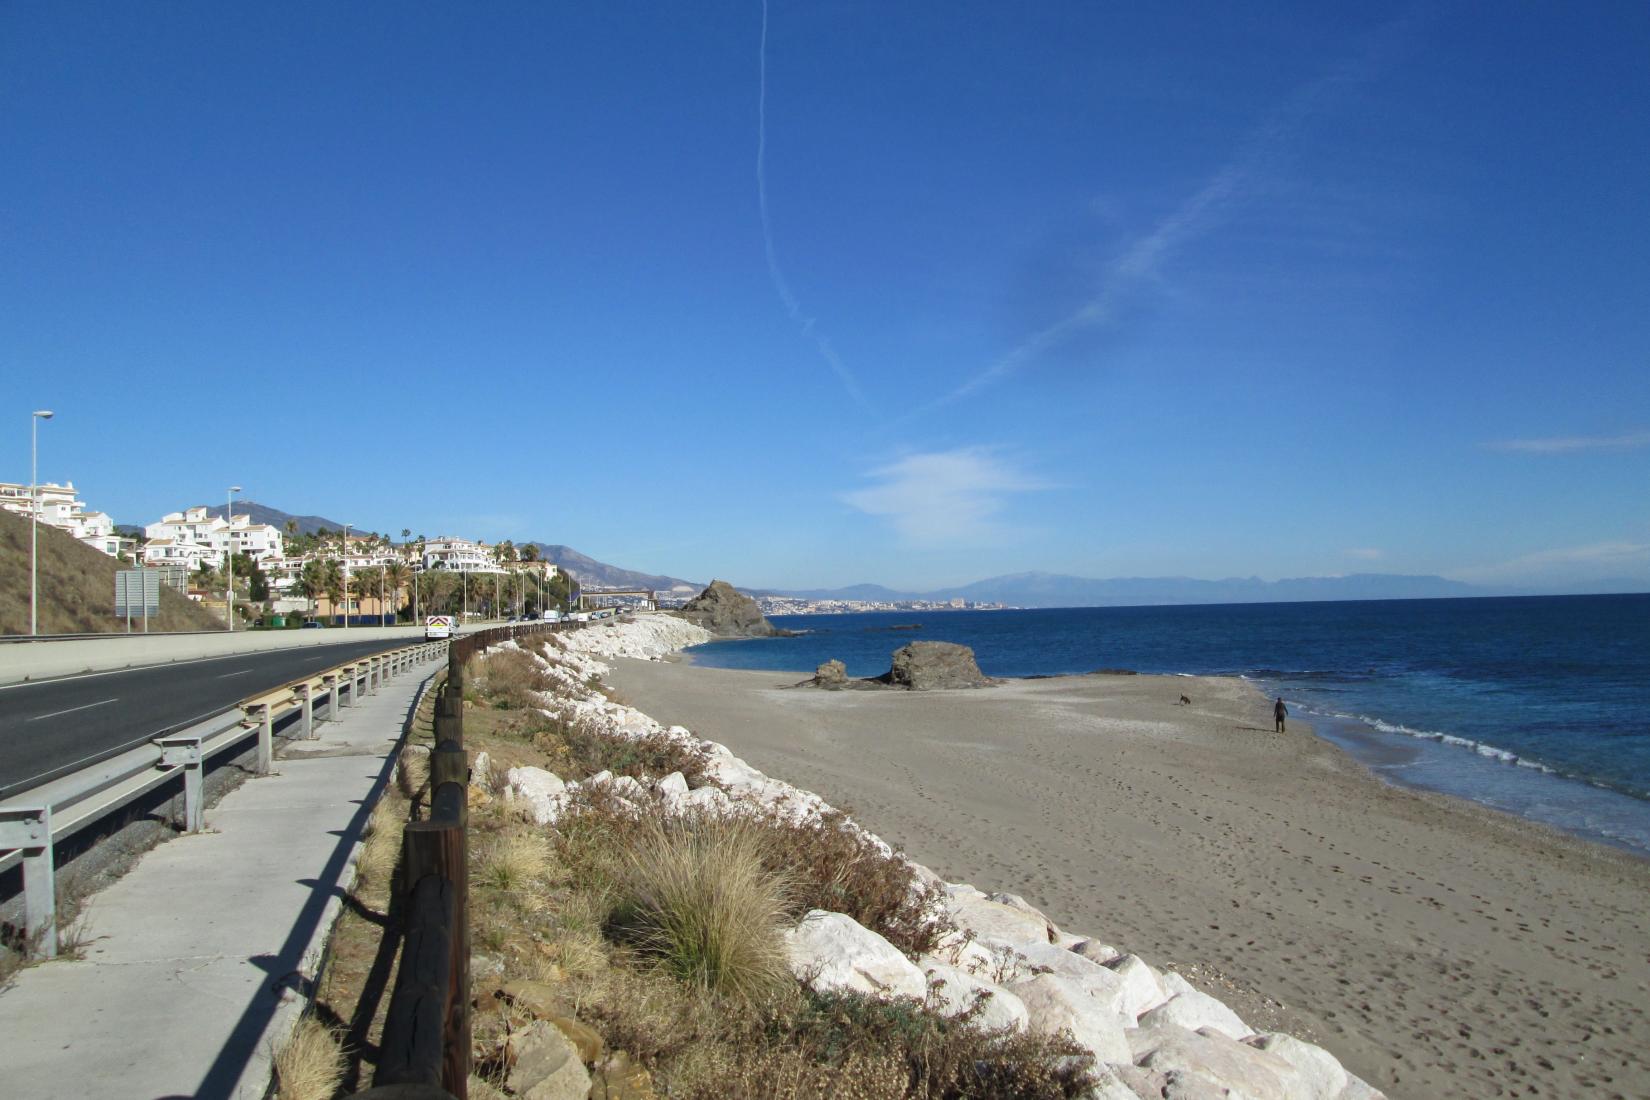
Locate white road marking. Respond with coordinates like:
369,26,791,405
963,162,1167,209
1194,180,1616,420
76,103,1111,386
216,669,254,679
28,698,118,722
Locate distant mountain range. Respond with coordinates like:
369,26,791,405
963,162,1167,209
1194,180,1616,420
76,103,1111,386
759,572,1487,606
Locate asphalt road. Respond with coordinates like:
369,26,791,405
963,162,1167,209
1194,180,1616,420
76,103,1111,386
0,636,417,796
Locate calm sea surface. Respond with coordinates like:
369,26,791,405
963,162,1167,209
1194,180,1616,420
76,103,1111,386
686,594,1650,856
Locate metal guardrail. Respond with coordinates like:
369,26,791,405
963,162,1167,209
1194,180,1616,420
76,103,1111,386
0,639,452,958
356,619,579,1100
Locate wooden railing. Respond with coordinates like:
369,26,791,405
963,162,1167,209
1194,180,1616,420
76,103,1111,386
354,620,576,1100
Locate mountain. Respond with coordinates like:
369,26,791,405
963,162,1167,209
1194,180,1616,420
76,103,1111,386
201,501,351,537
764,571,1490,607
931,571,1484,607
524,544,701,594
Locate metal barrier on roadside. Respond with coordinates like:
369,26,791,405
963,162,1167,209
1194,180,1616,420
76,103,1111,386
0,639,451,959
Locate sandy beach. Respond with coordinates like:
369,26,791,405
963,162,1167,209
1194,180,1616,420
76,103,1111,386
606,658,1650,1100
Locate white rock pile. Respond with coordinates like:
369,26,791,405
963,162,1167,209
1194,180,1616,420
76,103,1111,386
489,614,1386,1100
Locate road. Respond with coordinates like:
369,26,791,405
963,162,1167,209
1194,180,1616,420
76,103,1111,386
0,636,417,797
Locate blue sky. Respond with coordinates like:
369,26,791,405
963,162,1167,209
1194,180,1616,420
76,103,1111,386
4,2,1647,591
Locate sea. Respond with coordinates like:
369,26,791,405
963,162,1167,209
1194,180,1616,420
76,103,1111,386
685,594,1650,857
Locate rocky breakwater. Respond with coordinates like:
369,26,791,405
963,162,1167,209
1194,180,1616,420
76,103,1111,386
489,617,1383,1099
674,578,784,637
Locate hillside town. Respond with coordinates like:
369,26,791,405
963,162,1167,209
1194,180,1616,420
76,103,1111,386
2,478,562,625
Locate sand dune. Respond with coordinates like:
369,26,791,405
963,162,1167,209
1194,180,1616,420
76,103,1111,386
605,659,1650,1099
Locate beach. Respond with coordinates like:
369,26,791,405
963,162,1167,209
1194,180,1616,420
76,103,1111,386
606,658,1650,1099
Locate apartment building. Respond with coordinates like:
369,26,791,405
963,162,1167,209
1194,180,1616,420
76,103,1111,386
422,536,505,574
143,506,286,570
0,480,126,557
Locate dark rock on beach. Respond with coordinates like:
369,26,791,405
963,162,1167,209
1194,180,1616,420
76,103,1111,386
807,659,849,689
877,641,993,690
675,579,784,637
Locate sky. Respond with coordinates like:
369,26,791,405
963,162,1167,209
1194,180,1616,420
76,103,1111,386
3,2,1647,592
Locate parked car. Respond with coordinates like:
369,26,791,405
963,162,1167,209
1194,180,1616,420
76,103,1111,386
300,620,323,629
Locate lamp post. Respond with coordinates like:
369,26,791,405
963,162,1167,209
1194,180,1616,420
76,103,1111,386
342,523,352,630
226,486,241,631
29,410,54,636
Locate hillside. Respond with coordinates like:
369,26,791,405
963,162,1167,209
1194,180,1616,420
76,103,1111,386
525,543,701,594
0,509,221,635
200,501,349,536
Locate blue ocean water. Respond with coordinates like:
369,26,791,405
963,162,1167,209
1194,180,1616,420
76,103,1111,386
686,594,1650,855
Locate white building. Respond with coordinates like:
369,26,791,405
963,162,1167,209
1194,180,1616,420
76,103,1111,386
0,480,126,558
143,506,285,570
422,536,505,574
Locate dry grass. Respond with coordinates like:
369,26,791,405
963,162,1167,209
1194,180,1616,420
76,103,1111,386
354,794,404,895
559,715,711,787
0,508,220,635
272,1016,346,1100
478,831,552,893
609,818,793,1002
466,648,553,710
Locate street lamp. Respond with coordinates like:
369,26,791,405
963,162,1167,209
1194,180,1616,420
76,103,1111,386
342,523,352,630
29,410,54,636
226,486,241,631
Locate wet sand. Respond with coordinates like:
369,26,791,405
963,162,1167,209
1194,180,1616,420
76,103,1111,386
605,659,1650,1099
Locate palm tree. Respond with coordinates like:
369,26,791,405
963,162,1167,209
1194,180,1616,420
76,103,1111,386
520,543,539,562
321,559,344,620
298,559,328,618
352,566,382,622
382,561,410,623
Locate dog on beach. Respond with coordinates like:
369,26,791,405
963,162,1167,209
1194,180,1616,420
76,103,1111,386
1177,694,1191,706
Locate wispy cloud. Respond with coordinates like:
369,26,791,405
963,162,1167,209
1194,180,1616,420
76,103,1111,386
1484,431,1650,454
1458,539,1650,583
755,0,868,408
841,447,1050,546
934,13,1421,408
1345,547,1384,560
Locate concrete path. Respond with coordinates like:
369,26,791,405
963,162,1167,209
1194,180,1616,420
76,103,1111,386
0,658,436,1099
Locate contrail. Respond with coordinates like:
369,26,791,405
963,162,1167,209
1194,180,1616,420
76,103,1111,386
757,0,869,407
934,11,1425,409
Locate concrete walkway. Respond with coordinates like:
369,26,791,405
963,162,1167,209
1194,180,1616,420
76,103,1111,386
0,660,435,1099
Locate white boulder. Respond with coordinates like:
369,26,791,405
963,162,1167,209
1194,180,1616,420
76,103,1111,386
784,910,926,1000
977,937,1130,1015
1071,938,1123,965
1129,1022,1301,1099
945,885,1054,945
505,766,567,825
1245,1033,1349,1099
1009,973,1132,1064
1137,990,1254,1041
655,771,689,798
918,957,1029,1032
1105,953,1169,1018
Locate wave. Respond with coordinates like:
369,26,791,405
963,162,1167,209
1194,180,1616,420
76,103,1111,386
1342,712,1555,773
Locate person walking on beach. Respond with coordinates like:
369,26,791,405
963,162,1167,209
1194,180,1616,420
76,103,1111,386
1273,696,1288,733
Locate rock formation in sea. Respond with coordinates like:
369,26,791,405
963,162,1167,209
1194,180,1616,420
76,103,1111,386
674,579,781,637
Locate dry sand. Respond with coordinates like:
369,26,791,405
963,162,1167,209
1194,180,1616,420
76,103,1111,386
605,659,1650,1100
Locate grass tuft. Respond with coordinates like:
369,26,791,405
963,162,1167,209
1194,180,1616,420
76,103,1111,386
479,831,552,893
272,1016,346,1100
610,818,792,1002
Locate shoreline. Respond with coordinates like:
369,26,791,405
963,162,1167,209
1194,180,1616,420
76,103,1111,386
607,653,1650,1098
684,645,1650,862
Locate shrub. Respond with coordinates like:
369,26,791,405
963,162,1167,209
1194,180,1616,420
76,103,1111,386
469,648,553,710
749,807,949,959
560,716,711,787
609,818,792,1003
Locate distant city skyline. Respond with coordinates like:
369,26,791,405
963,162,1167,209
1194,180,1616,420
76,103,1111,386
4,4,1647,592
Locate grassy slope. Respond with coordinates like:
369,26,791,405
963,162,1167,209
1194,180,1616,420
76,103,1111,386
0,508,221,635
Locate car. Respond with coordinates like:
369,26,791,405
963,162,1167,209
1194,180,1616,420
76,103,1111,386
300,620,323,629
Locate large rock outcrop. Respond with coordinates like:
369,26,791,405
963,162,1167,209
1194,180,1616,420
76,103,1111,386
675,580,780,637
877,641,992,690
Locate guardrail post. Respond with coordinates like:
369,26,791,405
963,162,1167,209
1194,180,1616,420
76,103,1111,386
299,683,315,739
0,807,56,958
255,704,274,775
371,655,381,694
156,734,206,833
322,674,338,723
404,819,469,1097
342,665,357,708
